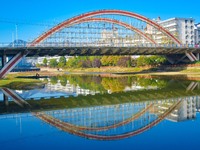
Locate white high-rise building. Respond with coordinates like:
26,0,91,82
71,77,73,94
194,23,200,44
158,18,195,45
146,17,195,45
166,97,196,122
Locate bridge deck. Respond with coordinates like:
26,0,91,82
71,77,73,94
0,47,200,56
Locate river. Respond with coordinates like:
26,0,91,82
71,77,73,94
0,74,200,150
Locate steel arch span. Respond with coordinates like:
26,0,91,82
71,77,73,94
65,18,157,44
31,9,181,46
34,100,182,140
35,103,154,132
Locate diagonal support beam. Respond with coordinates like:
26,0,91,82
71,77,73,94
186,82,199,91
1,88,30,107
165,55,175,64
185,52,198,62
0,52,25,79
175,55,187,64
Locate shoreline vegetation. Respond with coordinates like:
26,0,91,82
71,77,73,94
1,64,200,89
42,64,200,76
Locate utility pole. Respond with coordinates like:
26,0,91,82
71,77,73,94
12,32,14,47
15,24,18,41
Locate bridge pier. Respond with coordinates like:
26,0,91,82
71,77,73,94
196,53,199,61
0,53,6,69
166,52,199,64
0,53,7,71
3,94,9,106
2,53,7,67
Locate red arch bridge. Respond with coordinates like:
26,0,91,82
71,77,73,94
0,87,185,140
1,9,200,78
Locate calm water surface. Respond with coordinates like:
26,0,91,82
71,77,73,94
0,75,200,150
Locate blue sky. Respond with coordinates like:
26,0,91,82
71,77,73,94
0,0,200,43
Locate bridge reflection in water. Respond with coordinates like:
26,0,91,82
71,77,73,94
0,84,199,140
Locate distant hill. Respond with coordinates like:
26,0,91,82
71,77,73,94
8,39,27,47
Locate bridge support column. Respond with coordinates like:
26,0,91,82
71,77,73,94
0,54,5,68
196,53,199,61
0,56,2,69
2,53,7,67
3,94,9,106
0,53,6,70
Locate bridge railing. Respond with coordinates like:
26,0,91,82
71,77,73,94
0,42,199,48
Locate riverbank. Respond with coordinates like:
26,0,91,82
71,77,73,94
63,65,200,78
4,65,200,77
3,65,200,77
0,73,45,89
1,65,200,89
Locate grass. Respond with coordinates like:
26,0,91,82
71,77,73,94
0,73,44,89
181,68,200,73
64,66,145,73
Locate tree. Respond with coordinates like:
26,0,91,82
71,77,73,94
136,56,148,66
136,55,167,67
101,56,109,66
59,76,68,86
58,56,66,68
66,57,77,68
50,76,58,85
117,57,131,67
100,56,121,66
92,58,101,68
43,58,48,66
82,60,92,68
150,55,167,65
49,59,58,68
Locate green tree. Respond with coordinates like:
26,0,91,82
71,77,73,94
66,57,80,68
49,59,58,68
100,56,121,66
58,76,68,86
100,56,109,66
58,56,66,68
50,76,58,85
43,58,48,67
149,55,167,65
136,56,148,66
136,55,167,67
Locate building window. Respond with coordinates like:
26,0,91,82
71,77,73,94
185,25,188,29
185,20,188,24
191,26,193,29
185,31,188,34
191,36,193,39
191,31,193,34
